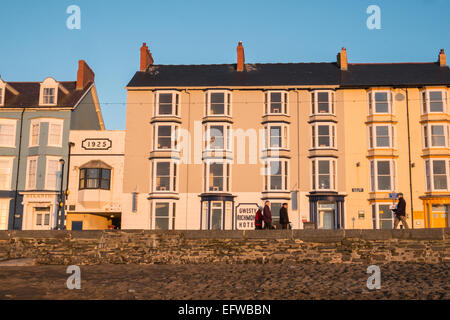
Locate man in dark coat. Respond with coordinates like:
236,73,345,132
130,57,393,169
263,201,273,229
393,193,409,229
279,203,290,229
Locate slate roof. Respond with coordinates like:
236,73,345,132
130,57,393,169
127,62,450,88
1,81,92,108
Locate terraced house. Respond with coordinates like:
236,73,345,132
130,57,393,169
0,60,104,230
123,42,450,230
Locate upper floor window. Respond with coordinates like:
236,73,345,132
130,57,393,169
39,78,59,106
206,91,231,116
312,123,336,149
425,159,449,191
311,91,335,115
264,124,289,149
155,92,179,116
0,157,13,190
26,157,38,190
153,124,179,150
311,158,336,191
153,161,177,192
45,158,61,190
370,159,396,192
423,123,448,148
204,124,231,151
422,90,447,114
79,167,111,190
265,91,288,115
368,91,392,114
29,120,40,147
47,120,63,147
0,119,16,147
368,124,395,149
264,160,288,191
204,161,230,192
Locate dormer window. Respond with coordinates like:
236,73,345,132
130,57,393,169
39,77,60,106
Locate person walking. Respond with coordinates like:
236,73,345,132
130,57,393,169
279,203,290,229
393,193,409,229
254,206,263,230
263,201,273,229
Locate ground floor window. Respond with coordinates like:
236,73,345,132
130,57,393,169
201,198,233,230
270,202,282,226
317,201,336,229
34,206,51,229
153,202,176,230
371,203,393,229
0,199,9,230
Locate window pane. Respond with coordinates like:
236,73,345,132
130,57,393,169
318,125,330,147
270,126,281,147
376,126,390,147
210,93,225,115
157,126,172,149
318,161,330,174
209,163,223,191
210,126,224,149
433,160,447,189
429,92,443,112
155,203,169,230
374,92,389,113
317,92,329,113
431,125,445,146
270,92,282,113
156,162,170,191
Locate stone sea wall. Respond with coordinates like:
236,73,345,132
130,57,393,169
0,229,449,265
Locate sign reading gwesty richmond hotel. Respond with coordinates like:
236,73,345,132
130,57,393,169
235,203,259,230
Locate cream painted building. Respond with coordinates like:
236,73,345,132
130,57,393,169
65,130,129,230
123,42,450,230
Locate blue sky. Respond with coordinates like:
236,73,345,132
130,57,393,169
0,0,449,130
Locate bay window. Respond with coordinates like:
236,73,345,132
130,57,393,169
205,124,231,151
422,90,446,114
79,167,111,190
265,124,288,149
311,91,334,115
423,124,448,148
265,91,288,115
312,123,336,148
206,91,231,116
264,160,288,191
368,124,395,149
368,91,392,114
425,159,449,191
154,124,178,150
155,92,179,116
204,161,230,192
153,161,178,192
153,202,176,230
370,159,396,191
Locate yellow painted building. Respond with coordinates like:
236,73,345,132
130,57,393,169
122,43,450,230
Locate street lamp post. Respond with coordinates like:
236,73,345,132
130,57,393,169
57,159,66,230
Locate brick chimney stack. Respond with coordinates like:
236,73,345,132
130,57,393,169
237,41,245,72
140,42,154,71
337,47,348,71
76,60,95,90
438,49,446,67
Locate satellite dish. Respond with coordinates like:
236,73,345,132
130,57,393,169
395,93,405,101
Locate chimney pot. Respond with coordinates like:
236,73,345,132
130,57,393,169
140,42,154,71
337,47,348,71
76,60,95,90
237,41,245,72
439,49,446,67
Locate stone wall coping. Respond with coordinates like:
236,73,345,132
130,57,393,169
0,229,447,242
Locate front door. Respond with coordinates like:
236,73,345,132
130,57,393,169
33,206,51,230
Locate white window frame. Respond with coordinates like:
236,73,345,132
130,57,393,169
0,118,17,148
152,201,176,230
45,156,61,191
311,158,337,191
203,160,231,193
0,199,9,230
0,157,14,190
425,159,450,192
204,123,231,151
26,156,38,190
205,90,231,117
153,123,179,151
32,206,52,230
263,159,289,192
311,90,335,115
152,160,178,193
368,90,393,115
39,78,58,106
47,119,64,147
29,119,40,147
154,91,180,117
422,123,448,148
264,123,289,150
371,203,394,230
368,124,395,149
265,91,288,115
421,89,447,114
312,122,336,149
370,159,397,192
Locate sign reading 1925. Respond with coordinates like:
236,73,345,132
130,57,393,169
81,138,112,150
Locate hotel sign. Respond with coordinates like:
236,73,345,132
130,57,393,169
235,203,259,230
82,138,112,150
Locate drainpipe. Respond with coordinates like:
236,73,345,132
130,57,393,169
66,142,75,200
296,90,301,229
184,89,191,230
404,88,414,228
12,108,25,230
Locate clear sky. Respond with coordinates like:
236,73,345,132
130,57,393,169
1,0,449,130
